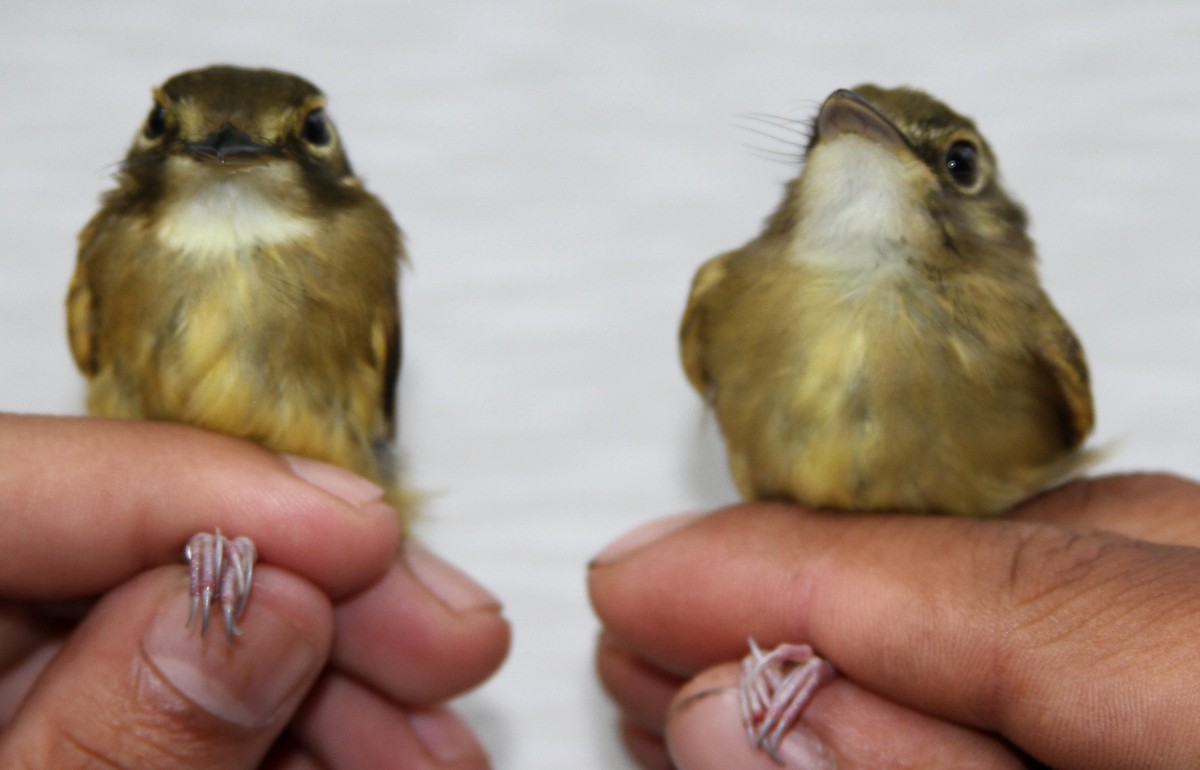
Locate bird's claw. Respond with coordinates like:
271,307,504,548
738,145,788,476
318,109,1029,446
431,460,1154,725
185,529,257,644
738,638,835,764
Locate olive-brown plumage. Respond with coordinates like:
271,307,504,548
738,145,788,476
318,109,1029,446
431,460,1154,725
67,65,407,638
682,84,1093,517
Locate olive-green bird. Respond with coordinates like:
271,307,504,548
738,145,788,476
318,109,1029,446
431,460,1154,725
680,85,1094,759
67,65,408,640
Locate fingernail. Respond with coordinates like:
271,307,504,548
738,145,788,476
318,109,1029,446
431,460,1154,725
284,455,385,508
771,724,836,770
404,539,501,613
669,685,835,770
408,705,487,763
590,512,704,566
143,590,321,728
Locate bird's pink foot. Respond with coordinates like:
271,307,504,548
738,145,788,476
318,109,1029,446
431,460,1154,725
738,638,835,763
184,529,256,644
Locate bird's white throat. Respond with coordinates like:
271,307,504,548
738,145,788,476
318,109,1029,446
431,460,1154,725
156,158,316,258
788,135,933,274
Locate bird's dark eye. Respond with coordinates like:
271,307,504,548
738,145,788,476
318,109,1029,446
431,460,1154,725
944,140,979,188
302,109,331,146
144,105,167,139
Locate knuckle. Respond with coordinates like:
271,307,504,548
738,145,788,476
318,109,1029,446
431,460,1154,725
998,523,1121,616
968,517,1200,759
975,523,1129,726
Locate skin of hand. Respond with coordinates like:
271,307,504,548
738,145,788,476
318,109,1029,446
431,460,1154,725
0,414,510,769
589,473,1200,770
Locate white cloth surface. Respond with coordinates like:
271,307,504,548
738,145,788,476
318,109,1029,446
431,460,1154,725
1,2,1198,767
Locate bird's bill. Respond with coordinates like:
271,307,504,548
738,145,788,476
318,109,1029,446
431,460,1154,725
185,126,281,165
815,89,911,155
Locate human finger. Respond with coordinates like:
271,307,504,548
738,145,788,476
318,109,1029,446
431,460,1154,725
595,630,683,736
289,672,491,770
0,565,330,769
330,539,510,705
598,633,1026,770
1013,473,1200,546
0,413,399,600
666,663,1026,770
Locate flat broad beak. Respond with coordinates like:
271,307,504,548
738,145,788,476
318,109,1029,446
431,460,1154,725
815,89,912,154
185,126,280,164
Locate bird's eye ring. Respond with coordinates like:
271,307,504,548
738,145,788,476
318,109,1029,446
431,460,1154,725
144,105,167,139
302,108,332,146
944,140,980,189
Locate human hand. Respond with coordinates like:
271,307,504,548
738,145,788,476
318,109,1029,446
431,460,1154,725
0,413,510,769
589,474,1200,769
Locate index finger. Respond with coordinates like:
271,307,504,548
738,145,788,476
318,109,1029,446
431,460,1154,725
0,413,399,600
1013,473,1200,546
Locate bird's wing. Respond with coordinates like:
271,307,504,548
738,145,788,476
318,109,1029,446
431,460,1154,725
679,250,736,400
1031,299,1094,448
66,222,101,376
379,303,401,440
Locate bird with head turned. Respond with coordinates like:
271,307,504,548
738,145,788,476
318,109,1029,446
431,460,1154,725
680,84,1094,760
67,65,409,641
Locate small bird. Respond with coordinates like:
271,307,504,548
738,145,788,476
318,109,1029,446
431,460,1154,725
67,65,408,641
680,85,1094,760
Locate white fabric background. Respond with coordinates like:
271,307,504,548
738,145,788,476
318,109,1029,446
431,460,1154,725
1,2,1197,767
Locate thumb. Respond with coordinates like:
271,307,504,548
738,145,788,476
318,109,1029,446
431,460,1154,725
664,662,1026,770
0,565,331,769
